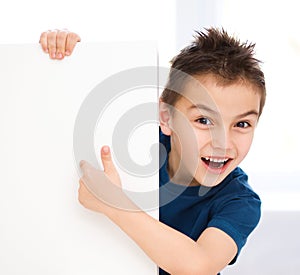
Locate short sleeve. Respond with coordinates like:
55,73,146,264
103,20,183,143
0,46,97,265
207,193,261,264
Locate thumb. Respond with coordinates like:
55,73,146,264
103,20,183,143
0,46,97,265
101,146,119,179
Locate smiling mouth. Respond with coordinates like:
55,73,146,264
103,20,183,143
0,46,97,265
201,157,231,169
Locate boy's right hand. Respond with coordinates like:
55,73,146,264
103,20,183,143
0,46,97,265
39,29,81,60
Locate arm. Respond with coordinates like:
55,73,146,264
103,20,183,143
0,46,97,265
106,202,237,274
79,146,237,275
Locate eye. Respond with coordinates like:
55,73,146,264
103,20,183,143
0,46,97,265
195,117,213,125
235,121,251,128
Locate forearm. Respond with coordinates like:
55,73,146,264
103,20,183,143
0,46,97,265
105,202,209,275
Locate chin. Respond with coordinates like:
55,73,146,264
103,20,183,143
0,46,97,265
195,171,228,187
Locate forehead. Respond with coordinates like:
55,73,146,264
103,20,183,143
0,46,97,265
175,74,261,115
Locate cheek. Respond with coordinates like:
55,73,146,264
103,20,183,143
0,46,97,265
173,123,211,155
171,115,198,151
195,129,212,149
236,134,254,160
173,131,198,157
172,127,199,169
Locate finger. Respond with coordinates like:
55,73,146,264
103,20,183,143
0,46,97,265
78,179,84,193
55,30,68,59
65,32,81,56
79,178,85,187
47,30,58,59
39,32,49,53
78,178,90,192
79,160,92,172
101,146,118,177
78,179,89,205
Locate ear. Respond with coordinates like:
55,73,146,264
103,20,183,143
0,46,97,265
159,100,172,136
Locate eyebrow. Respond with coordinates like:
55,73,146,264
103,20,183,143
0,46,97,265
189,104,219,115
235,110,259,119
189,103,259,119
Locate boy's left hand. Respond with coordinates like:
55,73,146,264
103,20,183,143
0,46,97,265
39,29,81,60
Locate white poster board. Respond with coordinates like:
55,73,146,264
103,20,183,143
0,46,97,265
0,42,159,274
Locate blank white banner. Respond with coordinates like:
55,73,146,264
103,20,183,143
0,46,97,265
0,42,159,275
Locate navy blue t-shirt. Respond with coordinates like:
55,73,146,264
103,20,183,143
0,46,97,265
159,130,261,275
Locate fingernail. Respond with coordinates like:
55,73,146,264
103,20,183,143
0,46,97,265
57,52,63,59
50,52,56,59
102,146,110,154
65,50,70,56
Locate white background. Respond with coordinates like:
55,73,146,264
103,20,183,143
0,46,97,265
1,0,300,274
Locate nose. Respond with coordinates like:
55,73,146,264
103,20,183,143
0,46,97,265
210,126,233,152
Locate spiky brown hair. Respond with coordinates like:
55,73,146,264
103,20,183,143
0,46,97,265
160,27,266,116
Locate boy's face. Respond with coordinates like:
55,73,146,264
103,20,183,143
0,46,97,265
160,74,261,187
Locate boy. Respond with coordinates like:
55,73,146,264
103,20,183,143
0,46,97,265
40,27,266,274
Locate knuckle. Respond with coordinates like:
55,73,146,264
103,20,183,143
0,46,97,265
56,31,67,41
56,36,66,50
68,32,80,41
48,31,57,39
39,32,47,41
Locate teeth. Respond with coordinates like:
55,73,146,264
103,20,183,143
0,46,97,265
204,157,228,163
